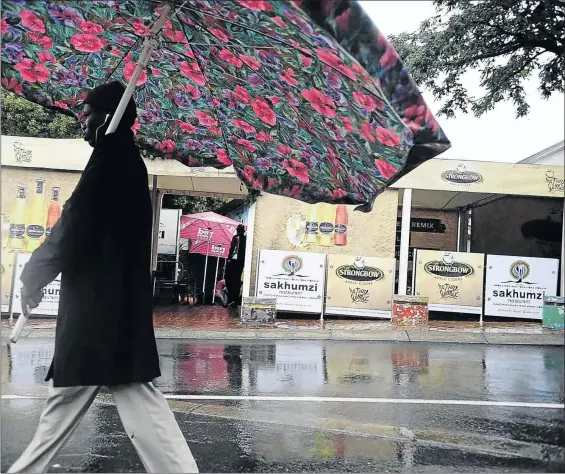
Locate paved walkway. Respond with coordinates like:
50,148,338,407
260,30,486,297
2,305,563,345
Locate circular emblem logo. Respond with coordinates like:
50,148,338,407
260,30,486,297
282,255,303,275
441,164,483,184
510,260,530,282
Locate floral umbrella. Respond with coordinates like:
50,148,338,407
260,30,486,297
1,0,450,211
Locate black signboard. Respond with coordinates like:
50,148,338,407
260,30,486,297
396,217,446,233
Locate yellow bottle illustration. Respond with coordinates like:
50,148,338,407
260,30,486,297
24,178,46,253
304,203,322,244
317,203,336,247
6,185,27,250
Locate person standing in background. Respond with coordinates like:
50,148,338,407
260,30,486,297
225,224,246,308
8,81,198,474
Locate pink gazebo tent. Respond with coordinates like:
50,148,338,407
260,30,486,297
179,212,245,303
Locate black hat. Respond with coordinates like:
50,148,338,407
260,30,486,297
84,81,137,129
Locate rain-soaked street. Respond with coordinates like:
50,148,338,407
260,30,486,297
1,338,564,472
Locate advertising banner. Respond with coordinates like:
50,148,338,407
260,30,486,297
256,249,326,313
11,252,60,316
485,255,559,319
2,171,78,313
414,250,485,314
326,254,395,318
157,209,181,255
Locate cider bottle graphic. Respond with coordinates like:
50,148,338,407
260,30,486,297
7,185,27,250
334,205,348,246
317,203,336,247
24,178,46,252
45,187,61,237
304,203,321,244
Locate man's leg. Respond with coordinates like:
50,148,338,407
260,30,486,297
8,383,100,473
110,382,198,473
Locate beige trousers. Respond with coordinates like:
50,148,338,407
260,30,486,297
8,381,199,473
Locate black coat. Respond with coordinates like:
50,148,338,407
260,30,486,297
21,130,160,387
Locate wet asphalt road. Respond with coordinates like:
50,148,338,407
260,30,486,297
1,339,564,473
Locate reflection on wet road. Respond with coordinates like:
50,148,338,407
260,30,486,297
2,339,564,472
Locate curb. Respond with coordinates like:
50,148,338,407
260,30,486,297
3,327,563,345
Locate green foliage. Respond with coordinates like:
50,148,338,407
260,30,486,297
1,91,82,138
389,0,564,118
162,195,232,215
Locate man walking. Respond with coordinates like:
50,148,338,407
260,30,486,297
224,224,246,307
8,82,199,473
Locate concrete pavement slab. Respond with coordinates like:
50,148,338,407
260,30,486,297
484,333,564,346
406,331,488,344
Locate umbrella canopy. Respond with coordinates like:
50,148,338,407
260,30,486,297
179,211,242,258
1,0,450,210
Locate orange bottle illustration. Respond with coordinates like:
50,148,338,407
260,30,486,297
334,205,348,246
45,187,61,237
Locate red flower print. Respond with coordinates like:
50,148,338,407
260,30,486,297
131,20,149,36
195,110,218,127
237,0,273,11
209,28,229,42
1,78,23,95
29,33,54,50
242,165,264,190
209,126,222,136
179,122,196,134
131,119,141,134
336,7,351,31
180,61,206,86
70,34,107,53
360,122,375,142
403,103,439,133
14,59,49,83
301,54,312,67
218,49,243,67
257,131,272,142
375,127,401,147
179,83,200,100
20,10,45,33
267,177,278,188
1,19,8,35
340,116,354,132
240,54,261,70
236,138,256,153
283,159,309,184
301,88,336,118
80,21,104,35
380,45,399,70
331,189,347,200
315,49,356,80
375,159,398,179
160,140,175,153
54,101,68,110
353,91,383,112
151,68,163,76
272,16,286,28
184,48,195,59
109,48,123,56
234,85,250,104
280,68,298,87
123,62,147,86
217,149,232,166
269,97,281,106
164,28,187,43
277,144,292,155
251,97,277,126
232,119,256,134
284,185,303,199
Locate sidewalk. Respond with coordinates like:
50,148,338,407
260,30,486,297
3,306,563,345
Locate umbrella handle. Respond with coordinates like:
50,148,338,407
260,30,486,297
106,5,171,135
10,305,29,344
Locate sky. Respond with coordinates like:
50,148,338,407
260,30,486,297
359,1,565,163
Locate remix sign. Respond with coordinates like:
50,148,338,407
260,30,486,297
485,254,559,320
256,249,325,314
415,250,485,314
326,255,395,319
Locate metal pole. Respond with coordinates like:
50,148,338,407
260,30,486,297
212,257,220,304
456,210,463,252
202,234,211,304
105,6,170,135
466,209,472,252
174,209,181,283
398,189,412,295
242,202,256,298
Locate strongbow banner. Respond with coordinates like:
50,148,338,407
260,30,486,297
391,159,564,198
325,255,395,318
414,250,485,314
485,255,559,320
256,249,326,314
